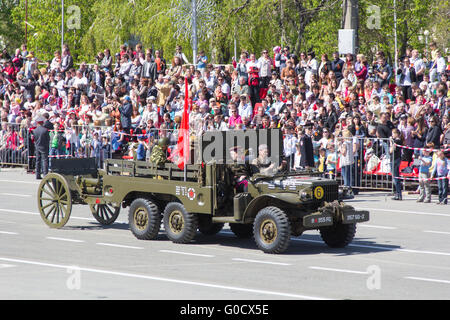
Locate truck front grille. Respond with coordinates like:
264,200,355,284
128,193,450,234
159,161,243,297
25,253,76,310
314,184,339,202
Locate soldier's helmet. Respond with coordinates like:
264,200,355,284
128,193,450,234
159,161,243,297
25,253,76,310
157,137,170,147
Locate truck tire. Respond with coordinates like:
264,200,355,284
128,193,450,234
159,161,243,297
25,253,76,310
198,216,224,236
129,198,161,240
230,223,253,238
253,206,291,254
319,223,356,248
163,202,198,244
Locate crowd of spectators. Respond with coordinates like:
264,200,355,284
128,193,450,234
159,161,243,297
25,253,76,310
0,42,449,196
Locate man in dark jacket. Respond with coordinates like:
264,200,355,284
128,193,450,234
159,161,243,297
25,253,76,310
299,126,314,168
141,53,157,81
32,116,50,179
331,52,345,83
42,112,54,131
17,74,37,101
425,116,442,148
119,96,133,134
325,103,338,132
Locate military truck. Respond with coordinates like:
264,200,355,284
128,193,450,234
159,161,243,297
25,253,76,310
38,155,369,254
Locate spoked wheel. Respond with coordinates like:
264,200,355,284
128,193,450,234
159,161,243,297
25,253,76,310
37,173,72,229
90,203,120,225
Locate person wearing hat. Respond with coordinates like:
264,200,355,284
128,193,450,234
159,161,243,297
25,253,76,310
32,116,50,179
150,137,169,167
24,51,37,79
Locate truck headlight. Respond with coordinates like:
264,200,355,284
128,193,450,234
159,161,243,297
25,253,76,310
300,188,312,200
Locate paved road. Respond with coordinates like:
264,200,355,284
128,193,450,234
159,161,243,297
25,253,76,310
0,169,449,300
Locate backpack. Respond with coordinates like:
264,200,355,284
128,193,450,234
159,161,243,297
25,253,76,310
248,66,259,87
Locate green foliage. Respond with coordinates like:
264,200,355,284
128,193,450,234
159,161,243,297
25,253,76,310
1,0,446,65
10,0,95,62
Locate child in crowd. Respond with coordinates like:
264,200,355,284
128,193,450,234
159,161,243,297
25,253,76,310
317,148,327,175
417,149,433,203
432,150,449,204
325,143,337,179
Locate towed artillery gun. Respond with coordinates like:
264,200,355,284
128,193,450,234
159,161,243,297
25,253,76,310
37,129,369,254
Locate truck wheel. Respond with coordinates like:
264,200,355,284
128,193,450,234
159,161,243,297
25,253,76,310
230,223,253,238
253,206,291,254
198,216,224,236
163,202,198,243
320,223,356,248
129,198,161,240
90,203,120,225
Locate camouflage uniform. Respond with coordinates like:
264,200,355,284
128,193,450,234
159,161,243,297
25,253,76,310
150,144,168,167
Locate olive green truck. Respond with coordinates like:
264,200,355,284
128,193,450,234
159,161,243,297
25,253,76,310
38,155,369,254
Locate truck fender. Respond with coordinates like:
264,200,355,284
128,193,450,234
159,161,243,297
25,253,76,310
241,193,299,223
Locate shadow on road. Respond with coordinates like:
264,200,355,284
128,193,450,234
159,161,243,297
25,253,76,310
63,221,130,231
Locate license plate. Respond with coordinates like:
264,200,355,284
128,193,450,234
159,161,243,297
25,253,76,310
342,211,370,224
303,213,334,228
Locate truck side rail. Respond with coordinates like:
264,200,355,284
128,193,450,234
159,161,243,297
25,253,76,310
105,159,202,181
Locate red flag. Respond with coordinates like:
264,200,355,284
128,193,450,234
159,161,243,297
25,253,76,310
168,78,190,169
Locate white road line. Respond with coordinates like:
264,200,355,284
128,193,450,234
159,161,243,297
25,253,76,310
355,207,450,218
0,179,39,185
96,243,144,250
0,231,18,235
232,258,291,266
309,266,368,275
0,256,330,300
0,264,15,269
359,224,398,230
0,208,94,221
159,250,214,258
423,230,450,235
293,238,450,257
405,277,450,285
46,237,85,243
0,193,32,197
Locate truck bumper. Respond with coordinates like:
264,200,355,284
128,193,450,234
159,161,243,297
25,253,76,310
303,200,369,228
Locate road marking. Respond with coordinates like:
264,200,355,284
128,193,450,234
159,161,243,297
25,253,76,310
309,266,368,275
423,230,450,235
0,256,330,300
293,238,450,257
0,179,39,185
96,243,144,250
46,237,85,243
355,207,450,218
405,277,450,285
359,224,397,230
0,264,15,269
232,258,291,266
0,231,18,235
0,193,32,197
0,208,94,221
159,250,214,258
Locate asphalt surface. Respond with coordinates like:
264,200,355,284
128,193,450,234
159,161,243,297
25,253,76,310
0,169,449,300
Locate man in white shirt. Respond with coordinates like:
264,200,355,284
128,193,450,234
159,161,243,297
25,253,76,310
203,69,217,92
217,76,230,97
72,70,88,92
410,49,426,83
238,95,253,119
283,126,298,169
